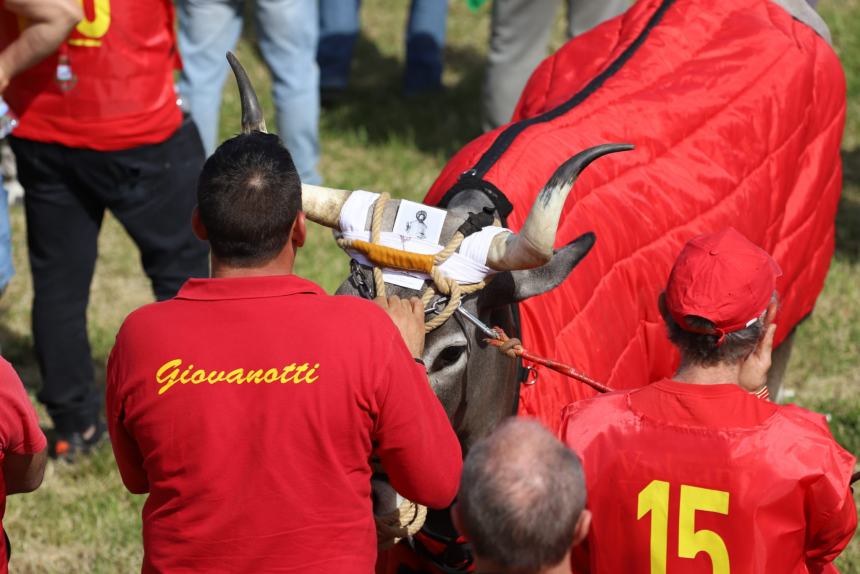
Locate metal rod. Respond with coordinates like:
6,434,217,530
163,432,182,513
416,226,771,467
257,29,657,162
455,306,501,340
425,297,501,340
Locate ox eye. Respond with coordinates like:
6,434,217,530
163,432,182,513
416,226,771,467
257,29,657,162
432,345,467,371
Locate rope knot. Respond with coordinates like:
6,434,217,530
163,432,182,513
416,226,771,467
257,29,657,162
375,498,428,550
488,328,523,359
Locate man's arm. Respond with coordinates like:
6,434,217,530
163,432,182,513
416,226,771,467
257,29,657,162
4,449,46,494
0,360,48,495
803,439,858,571
105,345,149,494
372,297,462,508
0,0,82,93
805,483,857,570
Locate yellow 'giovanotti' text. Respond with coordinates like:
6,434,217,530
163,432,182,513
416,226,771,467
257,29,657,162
155,359,320,395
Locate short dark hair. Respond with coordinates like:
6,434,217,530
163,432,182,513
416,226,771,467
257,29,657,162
664,312,765,366
197,132,301,267
458,418,586,572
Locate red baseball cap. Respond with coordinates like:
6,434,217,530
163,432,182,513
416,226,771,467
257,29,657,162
665,228,781,343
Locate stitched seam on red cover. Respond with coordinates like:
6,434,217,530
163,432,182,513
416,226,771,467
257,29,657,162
494,2,777,185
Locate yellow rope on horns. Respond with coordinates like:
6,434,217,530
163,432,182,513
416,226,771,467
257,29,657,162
336,192,490,333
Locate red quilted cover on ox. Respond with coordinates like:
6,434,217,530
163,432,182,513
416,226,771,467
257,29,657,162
424,0,845,431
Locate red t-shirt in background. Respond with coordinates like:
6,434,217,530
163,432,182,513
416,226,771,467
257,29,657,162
106,275,462,574
560,380,857,574
0,358,47,574
0,0,181,151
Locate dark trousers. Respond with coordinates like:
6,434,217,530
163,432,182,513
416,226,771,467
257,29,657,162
10,117,210,434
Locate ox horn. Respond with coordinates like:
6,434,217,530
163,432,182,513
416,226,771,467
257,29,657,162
227,51,267,134
486,143,634,271
301,184,352,228
227,51,350,226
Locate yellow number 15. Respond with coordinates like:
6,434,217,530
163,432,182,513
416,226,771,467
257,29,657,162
637,480,730,574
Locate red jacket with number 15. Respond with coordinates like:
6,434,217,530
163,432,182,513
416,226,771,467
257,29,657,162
560,380,857,574
0,0,181,150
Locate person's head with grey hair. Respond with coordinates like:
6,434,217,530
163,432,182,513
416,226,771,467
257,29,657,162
453,418,591,574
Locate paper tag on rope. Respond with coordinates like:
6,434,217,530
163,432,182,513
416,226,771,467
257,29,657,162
387,201,447,289
391,201,446,244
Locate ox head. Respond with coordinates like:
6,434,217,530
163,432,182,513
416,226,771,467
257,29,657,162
326,157,620,453
228,53,631,452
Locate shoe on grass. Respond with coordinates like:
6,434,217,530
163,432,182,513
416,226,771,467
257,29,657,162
52,420,106,463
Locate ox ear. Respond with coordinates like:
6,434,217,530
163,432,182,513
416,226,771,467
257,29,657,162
479,232,595,307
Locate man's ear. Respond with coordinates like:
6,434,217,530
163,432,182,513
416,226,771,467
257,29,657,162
573,509,591,547
292,212,307,248
191,207,208,241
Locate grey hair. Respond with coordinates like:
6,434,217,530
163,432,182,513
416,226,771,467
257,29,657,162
458,418,586,572
665,312,766,366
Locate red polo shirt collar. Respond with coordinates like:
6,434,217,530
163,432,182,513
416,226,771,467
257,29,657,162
175,275,326,301
629,377,777,429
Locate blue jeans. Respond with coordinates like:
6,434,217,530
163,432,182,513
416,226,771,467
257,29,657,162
318,0,448,93
176,0,321,184
0,176,13,292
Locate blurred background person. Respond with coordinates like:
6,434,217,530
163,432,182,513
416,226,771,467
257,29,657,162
176,0,321,184
0,0,82,304
482,0,628,131
318,0,448,98
1,0,209,461
454,418,591,574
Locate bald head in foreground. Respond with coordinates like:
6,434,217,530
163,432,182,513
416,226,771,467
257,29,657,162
454,418,590,574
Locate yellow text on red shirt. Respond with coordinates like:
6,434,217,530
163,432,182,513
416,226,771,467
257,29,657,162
155,359,320,395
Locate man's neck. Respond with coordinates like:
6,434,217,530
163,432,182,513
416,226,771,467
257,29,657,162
210,251,295,279
674,361,740,386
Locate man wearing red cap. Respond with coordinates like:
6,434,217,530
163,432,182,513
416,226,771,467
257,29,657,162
560,227,856,573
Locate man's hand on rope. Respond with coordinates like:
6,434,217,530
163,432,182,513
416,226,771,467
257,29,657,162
375,295,426,359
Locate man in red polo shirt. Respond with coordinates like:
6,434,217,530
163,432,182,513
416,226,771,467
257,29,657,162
106,132,462,573
0,0,209,460
561,228,856,573
0,358,47,573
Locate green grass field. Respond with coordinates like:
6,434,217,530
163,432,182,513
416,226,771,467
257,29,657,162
0,0,858,571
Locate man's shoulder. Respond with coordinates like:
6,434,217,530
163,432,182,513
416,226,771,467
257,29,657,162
560,390,634,442
304,294,398,334
116,299,180,339
770,403,839,442
767,403,856,483
0,357,25,396
117,293,395,341
560,391,638,458
322,294,390,320
562,389,632,420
